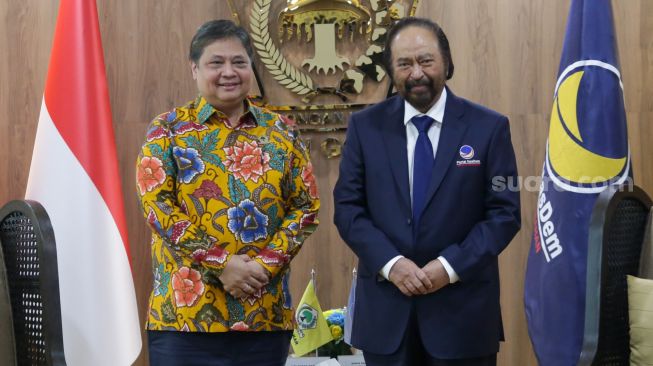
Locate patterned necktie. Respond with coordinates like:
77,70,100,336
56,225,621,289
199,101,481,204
412,115,435,232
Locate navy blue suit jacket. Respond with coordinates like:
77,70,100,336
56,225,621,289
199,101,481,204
333,89,521,358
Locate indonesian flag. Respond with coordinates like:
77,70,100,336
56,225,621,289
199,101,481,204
25,0,141,365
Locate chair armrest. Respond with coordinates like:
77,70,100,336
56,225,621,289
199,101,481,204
640,209,653,279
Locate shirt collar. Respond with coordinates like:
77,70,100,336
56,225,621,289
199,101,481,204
403,87,447,126
193,95,258,129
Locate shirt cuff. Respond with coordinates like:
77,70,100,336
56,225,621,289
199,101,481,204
438,256,459,283
380,255,404,280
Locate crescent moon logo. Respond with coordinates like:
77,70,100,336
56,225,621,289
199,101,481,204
545,60,630,194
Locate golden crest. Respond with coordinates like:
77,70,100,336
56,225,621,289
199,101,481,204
279,0,371,74
229,0,419,156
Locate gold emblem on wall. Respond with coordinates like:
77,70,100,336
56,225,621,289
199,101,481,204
279,0,371,75
228,0,419,157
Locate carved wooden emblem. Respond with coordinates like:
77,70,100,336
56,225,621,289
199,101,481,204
228,0,419,156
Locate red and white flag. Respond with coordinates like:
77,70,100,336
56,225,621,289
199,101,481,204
25,0,141,365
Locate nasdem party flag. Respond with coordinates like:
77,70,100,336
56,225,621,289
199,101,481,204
524,0,631,364
25,0,141,364
292,281,333,356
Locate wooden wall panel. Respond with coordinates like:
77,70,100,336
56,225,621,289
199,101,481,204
0,0,57,205
1,1,652,365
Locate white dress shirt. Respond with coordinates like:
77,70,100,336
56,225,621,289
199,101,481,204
380,88,459,283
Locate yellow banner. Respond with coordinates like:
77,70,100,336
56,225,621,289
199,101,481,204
291,281,333,356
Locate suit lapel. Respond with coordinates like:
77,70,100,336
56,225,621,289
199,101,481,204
381,96,411,209
424,89,468,205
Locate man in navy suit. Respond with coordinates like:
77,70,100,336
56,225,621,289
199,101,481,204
333,17,521,366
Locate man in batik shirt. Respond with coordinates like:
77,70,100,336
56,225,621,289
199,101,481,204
137,19,319,366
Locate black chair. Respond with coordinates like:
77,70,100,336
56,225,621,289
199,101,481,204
0,235,17,365
639,208,653,279
579,185,653,366
0,200,66,366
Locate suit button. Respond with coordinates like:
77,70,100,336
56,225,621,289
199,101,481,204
407,218,412,225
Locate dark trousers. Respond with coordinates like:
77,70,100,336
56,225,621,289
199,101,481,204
148,330,292,366
362,309,497,366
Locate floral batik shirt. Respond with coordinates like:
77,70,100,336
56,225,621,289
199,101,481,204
137,96,320,332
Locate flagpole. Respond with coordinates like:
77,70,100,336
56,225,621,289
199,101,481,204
311,268,316,288
312,268,319,358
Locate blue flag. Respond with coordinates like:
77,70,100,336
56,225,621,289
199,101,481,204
344,270,357,345
524,0,631,364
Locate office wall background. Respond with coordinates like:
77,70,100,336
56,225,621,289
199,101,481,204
1,1,652,365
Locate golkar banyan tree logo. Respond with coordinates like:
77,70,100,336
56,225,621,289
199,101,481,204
535,59,630,262
293,303,318,339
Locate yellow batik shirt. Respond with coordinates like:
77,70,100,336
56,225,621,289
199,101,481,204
137,96,320,332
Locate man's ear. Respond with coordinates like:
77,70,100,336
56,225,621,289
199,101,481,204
190,61,198,80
